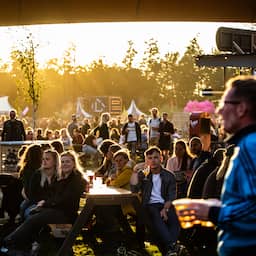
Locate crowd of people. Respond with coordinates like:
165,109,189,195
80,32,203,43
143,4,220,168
0,106,184,171
0,75,255,256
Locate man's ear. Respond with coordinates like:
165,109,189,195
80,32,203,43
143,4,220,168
236,101,248,118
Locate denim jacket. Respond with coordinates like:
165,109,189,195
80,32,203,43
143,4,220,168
130,167,176,206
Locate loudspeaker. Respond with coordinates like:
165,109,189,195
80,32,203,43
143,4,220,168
200,118,211,134
189,113,211,138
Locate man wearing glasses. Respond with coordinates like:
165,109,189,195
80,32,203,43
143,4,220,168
175,75,256,256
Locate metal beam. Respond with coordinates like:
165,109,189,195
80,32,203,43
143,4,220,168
0,0,255,26
195,54,256,68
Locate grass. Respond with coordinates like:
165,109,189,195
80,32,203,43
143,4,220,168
72,237,162,256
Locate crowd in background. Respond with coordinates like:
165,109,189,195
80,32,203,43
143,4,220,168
0,105,229,256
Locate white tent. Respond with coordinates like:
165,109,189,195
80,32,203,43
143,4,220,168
76,98,92,118
0,96,13,115
127,100,146,118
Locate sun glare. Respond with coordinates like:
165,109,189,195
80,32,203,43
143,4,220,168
0,22,252,68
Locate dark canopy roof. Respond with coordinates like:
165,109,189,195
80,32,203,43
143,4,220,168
0,0,255,26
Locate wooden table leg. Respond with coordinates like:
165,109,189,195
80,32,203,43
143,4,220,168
57,199,94,256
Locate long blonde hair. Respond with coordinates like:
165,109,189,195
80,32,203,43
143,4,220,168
60,150,84,178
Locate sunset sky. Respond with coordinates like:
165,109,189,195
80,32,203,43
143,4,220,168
0,22,252,68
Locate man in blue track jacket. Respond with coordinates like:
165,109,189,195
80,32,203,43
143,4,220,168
175,75,256,256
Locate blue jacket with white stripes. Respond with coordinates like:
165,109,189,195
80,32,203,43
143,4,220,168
217,124,256,256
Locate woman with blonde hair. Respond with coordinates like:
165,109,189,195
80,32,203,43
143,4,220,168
21,149,60,219
3,150,87,254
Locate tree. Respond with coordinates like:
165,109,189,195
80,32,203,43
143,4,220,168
140,38,161,80
158,52,180,107
13,33,41,130
139,38,163,106
122,40,138,70
173,37,205,108
61,42,77,75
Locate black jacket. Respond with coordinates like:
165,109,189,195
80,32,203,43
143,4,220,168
2,119,26,141
43,171,87,222
130,167,176,206
28,169,57,204
122,121,141,143
187,158,219,199
93,123,109,140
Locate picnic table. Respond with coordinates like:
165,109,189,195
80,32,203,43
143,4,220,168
57,186,141,256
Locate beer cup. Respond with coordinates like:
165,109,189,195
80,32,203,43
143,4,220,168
173,198,215,229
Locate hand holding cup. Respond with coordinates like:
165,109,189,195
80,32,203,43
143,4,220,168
173,198,221,229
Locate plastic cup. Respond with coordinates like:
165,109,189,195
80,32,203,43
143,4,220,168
94,176,103,188
173,198,215,229
86,170,94,187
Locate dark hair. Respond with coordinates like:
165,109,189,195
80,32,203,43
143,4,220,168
51,140,64,154
189,137,202,146
216,144,235,180
174,140,193,171
18,144,43,178
36,128,43,135
97,139,116,155
145,146,161,156
109,144,122,153
84,134,97,147
228,76,256,120
17,145,28,158
44,129,53,138
41,143,52,151
212,148,225,163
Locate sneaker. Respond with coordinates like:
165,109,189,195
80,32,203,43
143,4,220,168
116,245,127,256
166,243,189,256
166,250,178,256
0,247,30,256
30,242,40,256
166,243,179,256
0,246,8,255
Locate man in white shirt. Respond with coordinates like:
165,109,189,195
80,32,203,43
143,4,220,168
130,146,180,256
148,108,160,146
122,114,141,160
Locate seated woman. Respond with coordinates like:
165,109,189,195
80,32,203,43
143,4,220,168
18,144,43,220
82,134,101,167
22,149,59,220
95,149,134,252
107,149,133,190
166,139,194,198
95,139,119,178
2,150,87,255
